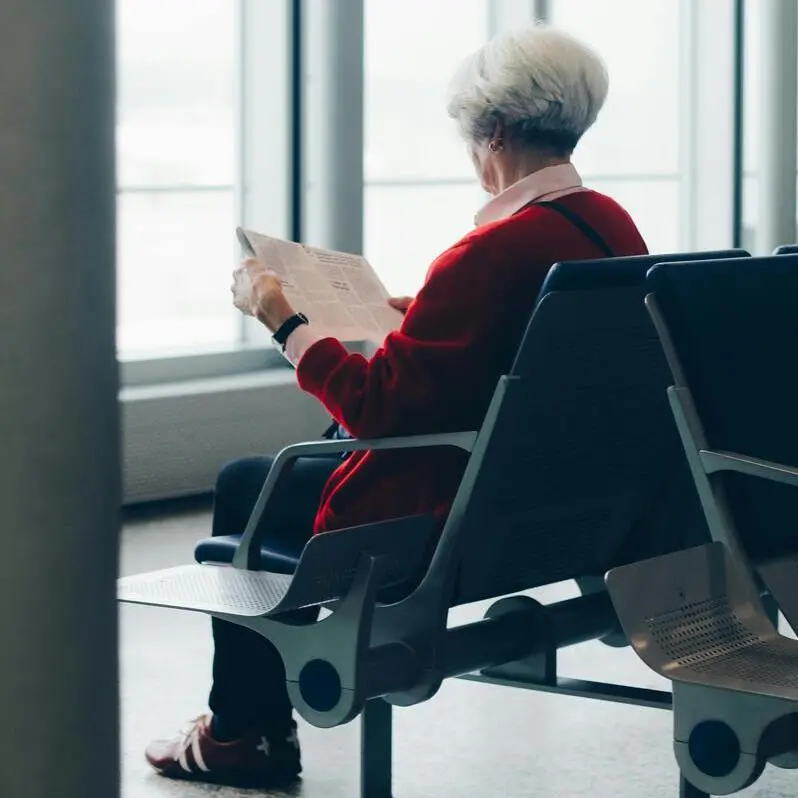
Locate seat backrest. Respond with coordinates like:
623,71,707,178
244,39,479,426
441,251,748,606
537,249,749,295
774,245,798,255
647,255,798,566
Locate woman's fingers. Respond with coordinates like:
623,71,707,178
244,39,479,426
231,264,255,315
387,295,414,313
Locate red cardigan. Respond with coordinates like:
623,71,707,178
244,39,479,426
297,190,648,533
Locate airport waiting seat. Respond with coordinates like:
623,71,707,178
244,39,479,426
607,255,798,796
774,244,798,255
194,249,748,574
119,249,746,798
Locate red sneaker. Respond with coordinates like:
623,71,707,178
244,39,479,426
145,714,302,788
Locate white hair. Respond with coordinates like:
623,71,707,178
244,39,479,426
446,24,609,153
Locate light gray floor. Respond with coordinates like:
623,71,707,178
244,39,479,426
121,508,796,798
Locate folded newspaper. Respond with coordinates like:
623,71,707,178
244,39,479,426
237,227,403,344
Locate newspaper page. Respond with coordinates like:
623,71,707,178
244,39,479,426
237,227,404,344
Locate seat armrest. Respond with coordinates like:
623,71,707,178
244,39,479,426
700,449,798,488
233,430,478,569
276,431,478,459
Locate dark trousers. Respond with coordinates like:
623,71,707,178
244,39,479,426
207,454,341,734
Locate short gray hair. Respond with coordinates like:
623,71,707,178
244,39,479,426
446,25,608,154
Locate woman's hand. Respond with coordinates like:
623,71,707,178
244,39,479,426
231,258,296,332
388,296,414,315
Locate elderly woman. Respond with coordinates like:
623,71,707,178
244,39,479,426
146,24,647,787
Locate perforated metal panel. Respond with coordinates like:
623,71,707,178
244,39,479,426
607,543,798,700
119,515,439,617
647,597,759,665
685,639,798,687
645,597,798,686
118,565,292,616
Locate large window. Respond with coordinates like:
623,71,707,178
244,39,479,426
116,1,748,369
364,0,489,296
116,0,238,359
549,0,682,253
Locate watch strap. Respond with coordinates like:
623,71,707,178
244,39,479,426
272,313,309,349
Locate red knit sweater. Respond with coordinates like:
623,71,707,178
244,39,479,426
297,190,648,533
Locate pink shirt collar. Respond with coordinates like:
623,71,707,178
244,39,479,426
474,163,584,227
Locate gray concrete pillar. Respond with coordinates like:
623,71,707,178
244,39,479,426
757,0,798,253
302,0,365,253
0,1,120,796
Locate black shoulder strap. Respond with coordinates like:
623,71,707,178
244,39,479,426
535,199,616,258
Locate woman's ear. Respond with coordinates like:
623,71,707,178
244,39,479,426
487,123,505,153
469,139,499,195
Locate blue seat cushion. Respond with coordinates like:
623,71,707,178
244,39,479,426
194,534,302,574
195,532,420,603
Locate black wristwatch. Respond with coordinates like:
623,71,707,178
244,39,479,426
272,313,309,350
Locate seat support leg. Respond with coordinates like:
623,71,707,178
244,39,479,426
360,698,393,798
680,774,710,798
